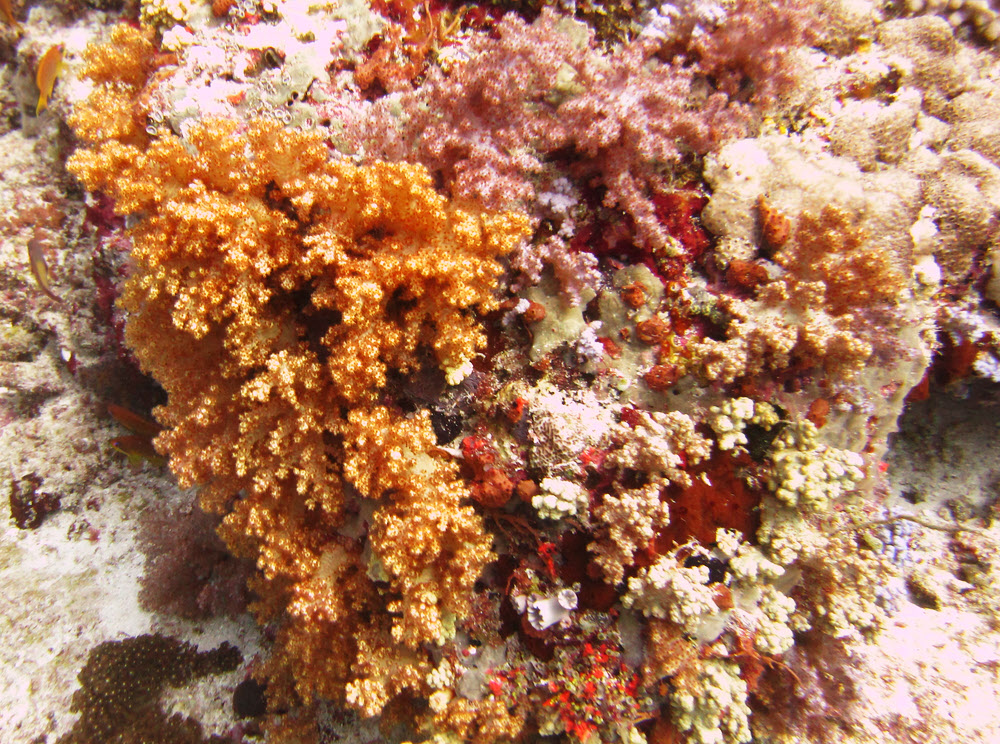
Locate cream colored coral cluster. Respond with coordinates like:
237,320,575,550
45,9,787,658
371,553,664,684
623,554,720,635
606,410,712,488
672,659,752,744
688,289,880,384
707,397,779,452
625,529,797,655
585,410,712,584
590,482,671,584
768,420,865,512
532,477,589,520
140,0,191,28
67,24,529,716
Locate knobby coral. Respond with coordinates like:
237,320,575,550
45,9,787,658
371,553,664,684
68,22,529,714
58,634,241,744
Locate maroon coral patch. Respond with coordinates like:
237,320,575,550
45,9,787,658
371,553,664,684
9,474,61,529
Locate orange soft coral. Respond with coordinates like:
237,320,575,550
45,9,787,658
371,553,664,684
761,204,908,316
68,24,529,715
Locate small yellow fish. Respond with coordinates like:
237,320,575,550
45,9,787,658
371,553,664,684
1,0,20,30
27,237,60,302
110,435,167,469
36,44,64,116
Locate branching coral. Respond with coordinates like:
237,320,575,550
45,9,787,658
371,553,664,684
369,451,495,647
624,552,720,633
707,398,779,452
136,496,252,619
361,8,754,253
426,696,527,744
755,418,870,570
581,410,715,583
68,23,529,716
606,409,712,488
591,482,671,585
687,290,877,384
683,0,818,110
